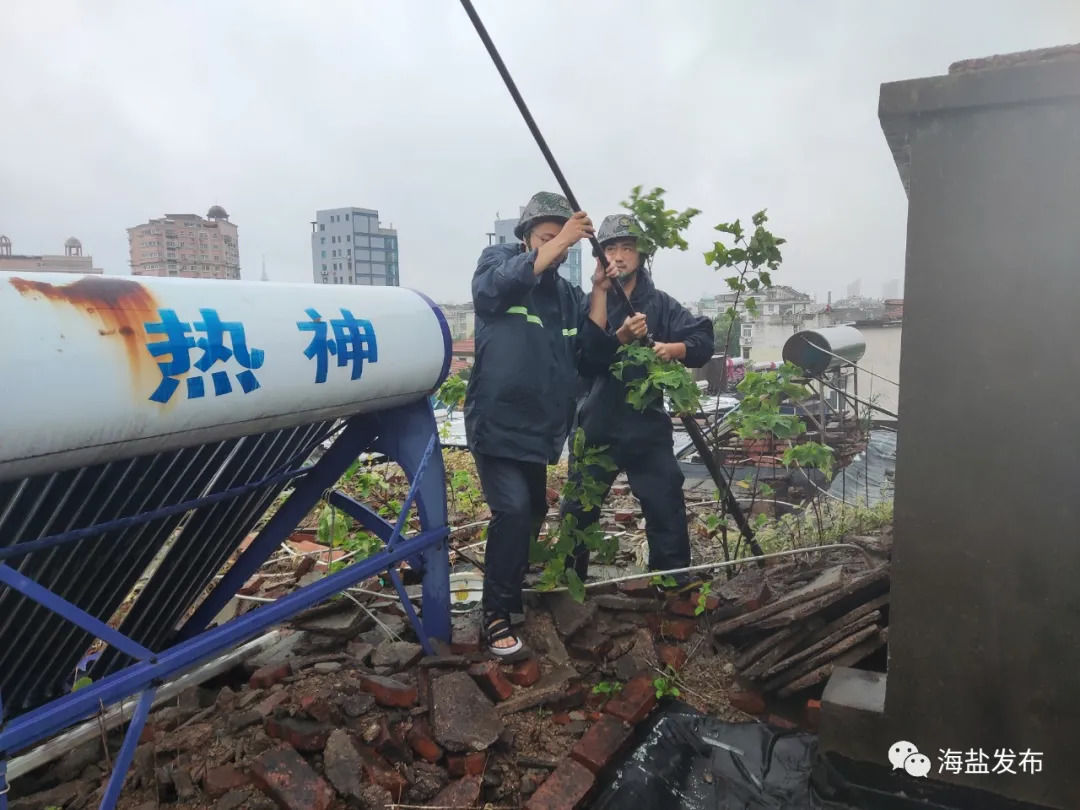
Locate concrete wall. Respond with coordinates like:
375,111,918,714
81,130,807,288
881,56,1080,808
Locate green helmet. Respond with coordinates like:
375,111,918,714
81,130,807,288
597,214,641,247
515,191,573,240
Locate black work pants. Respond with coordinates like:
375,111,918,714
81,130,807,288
562,440,690,579
473,453,548,618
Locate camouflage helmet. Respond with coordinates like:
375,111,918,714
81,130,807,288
514,191,574,240
597,214,642,248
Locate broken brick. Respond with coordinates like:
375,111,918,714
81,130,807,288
666,598,701,618
265,715,332,753
647,615,697,642
617,578,661,598
431,671,504,752
299,695,341,725
525,758,594,810
567,628,613,662
347,640,375,663
431,775,483,808
372,640,424,672
355,745,408,800
552,712,572,726
407,718,444,763
549,681,587,711
604,675,657,725
357,674,418,708
322,729,368,801
253,691,289,717
250,745,334,810
294,555,316,578
447,751,487,777
371,716,411,762
450,613,482,654
507,657,541,687
249,662,291,690
728,689,767,716
203,765,250,798
468,661,515,702
655,644,688,672
238,575,265,596
570,716,633,774
614,510,635,523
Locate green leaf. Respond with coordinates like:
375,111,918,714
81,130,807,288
565,569,586,604
72,676,93,692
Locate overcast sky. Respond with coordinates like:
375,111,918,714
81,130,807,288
2,1,1075,304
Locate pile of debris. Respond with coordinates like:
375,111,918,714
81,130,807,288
9,571,744,810
714,533,892,699
8,519,893,810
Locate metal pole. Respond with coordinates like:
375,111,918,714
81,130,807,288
457,0,637,316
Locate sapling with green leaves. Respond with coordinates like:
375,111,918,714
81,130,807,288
705,210,786,378
531,429,618,603
609,187,704,416
621,185,701,272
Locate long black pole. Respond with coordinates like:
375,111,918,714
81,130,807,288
458,0,759,556
456,0,636,315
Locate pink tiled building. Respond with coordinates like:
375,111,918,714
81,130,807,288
128,206,240,279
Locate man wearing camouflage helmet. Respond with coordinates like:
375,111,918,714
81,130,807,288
562,213,714,587
465,192,619,658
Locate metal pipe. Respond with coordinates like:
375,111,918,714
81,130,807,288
522,542,878,593
814,344,899,388
818,378,899,420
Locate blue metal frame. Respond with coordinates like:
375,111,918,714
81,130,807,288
0,397,450,810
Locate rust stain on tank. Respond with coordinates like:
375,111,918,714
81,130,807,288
9,276,161,395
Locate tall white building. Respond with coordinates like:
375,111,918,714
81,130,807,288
311,207,399,286
491,211,582,288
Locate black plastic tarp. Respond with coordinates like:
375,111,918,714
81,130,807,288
591,703,824,810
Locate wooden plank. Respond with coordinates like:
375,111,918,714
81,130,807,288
796,594,889,650
777,629,889,697
759,611,881,680
752,568,889,631
762,624,880,693
742,631,813,679
711,566,845,639
740,616,827,679
734,626,798,671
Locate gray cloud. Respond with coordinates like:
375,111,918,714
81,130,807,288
1,0,1075,303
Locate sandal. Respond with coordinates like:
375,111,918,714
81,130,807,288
484,615,528,661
